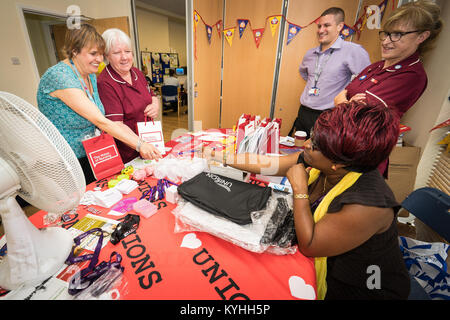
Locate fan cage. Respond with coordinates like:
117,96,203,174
0,92,85,214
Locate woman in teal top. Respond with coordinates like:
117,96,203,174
37,24,161,184
38,61,105,159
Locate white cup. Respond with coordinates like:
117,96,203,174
295,131,307,147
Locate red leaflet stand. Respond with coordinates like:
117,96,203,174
82,133,124,180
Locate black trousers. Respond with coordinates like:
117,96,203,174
289,104,328,139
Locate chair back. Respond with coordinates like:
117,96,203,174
401,187,450,242
161,85,178,97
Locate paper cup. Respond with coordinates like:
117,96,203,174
295,131,307,147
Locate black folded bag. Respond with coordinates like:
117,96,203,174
177,172,272,225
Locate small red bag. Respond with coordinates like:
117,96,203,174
82,132,124,180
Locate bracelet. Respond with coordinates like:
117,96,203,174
223,150,228,167
293,193,309,199
136,138,142,152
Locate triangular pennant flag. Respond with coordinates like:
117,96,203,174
193,10,200,31
353,8,370,39
286,23,301,45
237,19,249,38
340,24,355,39
353,15,365,40
223,28,235,47
252,28,265,48
268,15,282,37
205,24,213,44
379,0,389,21
215,20,222,38
430,119,450,132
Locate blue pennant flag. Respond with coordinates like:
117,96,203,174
286,23,301,45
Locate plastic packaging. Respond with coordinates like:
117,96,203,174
73,264,127,300
110,197,137,214
93,188,123,208
114,179,138,194
133,199,158,218
165,185,179,204
153,157,208,183
172,192,297,255
132,169,147,181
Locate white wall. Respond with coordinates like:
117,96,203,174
169,19,187,66
0,0,133,106
136,8,170,52
135,3,187,67
402,0,450,152
405,0,450,188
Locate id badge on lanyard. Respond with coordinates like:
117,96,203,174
309,49,334,97
308,87,320,96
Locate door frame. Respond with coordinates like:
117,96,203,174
17,3,91,82
186,0,195,131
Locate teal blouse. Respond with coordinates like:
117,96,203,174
37,62,105,158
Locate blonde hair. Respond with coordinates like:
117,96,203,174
63,23,105,59
383,0,443,56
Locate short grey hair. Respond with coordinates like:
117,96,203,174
102,28,132,57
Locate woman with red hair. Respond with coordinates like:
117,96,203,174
206,101,410,300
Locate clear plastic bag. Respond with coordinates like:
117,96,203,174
172,192,297,255
153,157,208,183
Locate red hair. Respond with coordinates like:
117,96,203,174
313,101,400,172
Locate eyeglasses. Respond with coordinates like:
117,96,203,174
378,30,421,42
309,129,320,152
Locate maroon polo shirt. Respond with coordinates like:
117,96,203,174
97,65,156,163
345,51,427,118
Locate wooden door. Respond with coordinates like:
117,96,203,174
51,17,130,61
220,0,284,129
193,0,223,130
273,0,360,136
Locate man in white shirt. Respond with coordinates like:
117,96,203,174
163,69,180,102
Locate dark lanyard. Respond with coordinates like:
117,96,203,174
65,228,123,295
313,48,335,88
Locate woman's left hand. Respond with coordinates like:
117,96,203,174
144,98,160,119
349,93,367,104
286,163,310,194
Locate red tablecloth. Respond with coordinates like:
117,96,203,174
9,131,316,300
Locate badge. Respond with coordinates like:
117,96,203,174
359,75,367,81
394,65,402,70
370,78,378,84
308,87,320,96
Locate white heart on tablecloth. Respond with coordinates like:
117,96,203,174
180,233,202,249
289,275,316,300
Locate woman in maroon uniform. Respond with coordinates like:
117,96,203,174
335,0,442,118
97,28,161,163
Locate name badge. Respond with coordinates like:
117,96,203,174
308,87,320,96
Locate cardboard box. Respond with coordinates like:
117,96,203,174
386,145,421,203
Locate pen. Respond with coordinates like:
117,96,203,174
178,150,196,155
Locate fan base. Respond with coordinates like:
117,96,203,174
0,197,74,292
0,227,73,291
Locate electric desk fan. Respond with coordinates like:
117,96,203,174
0,92,85,290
